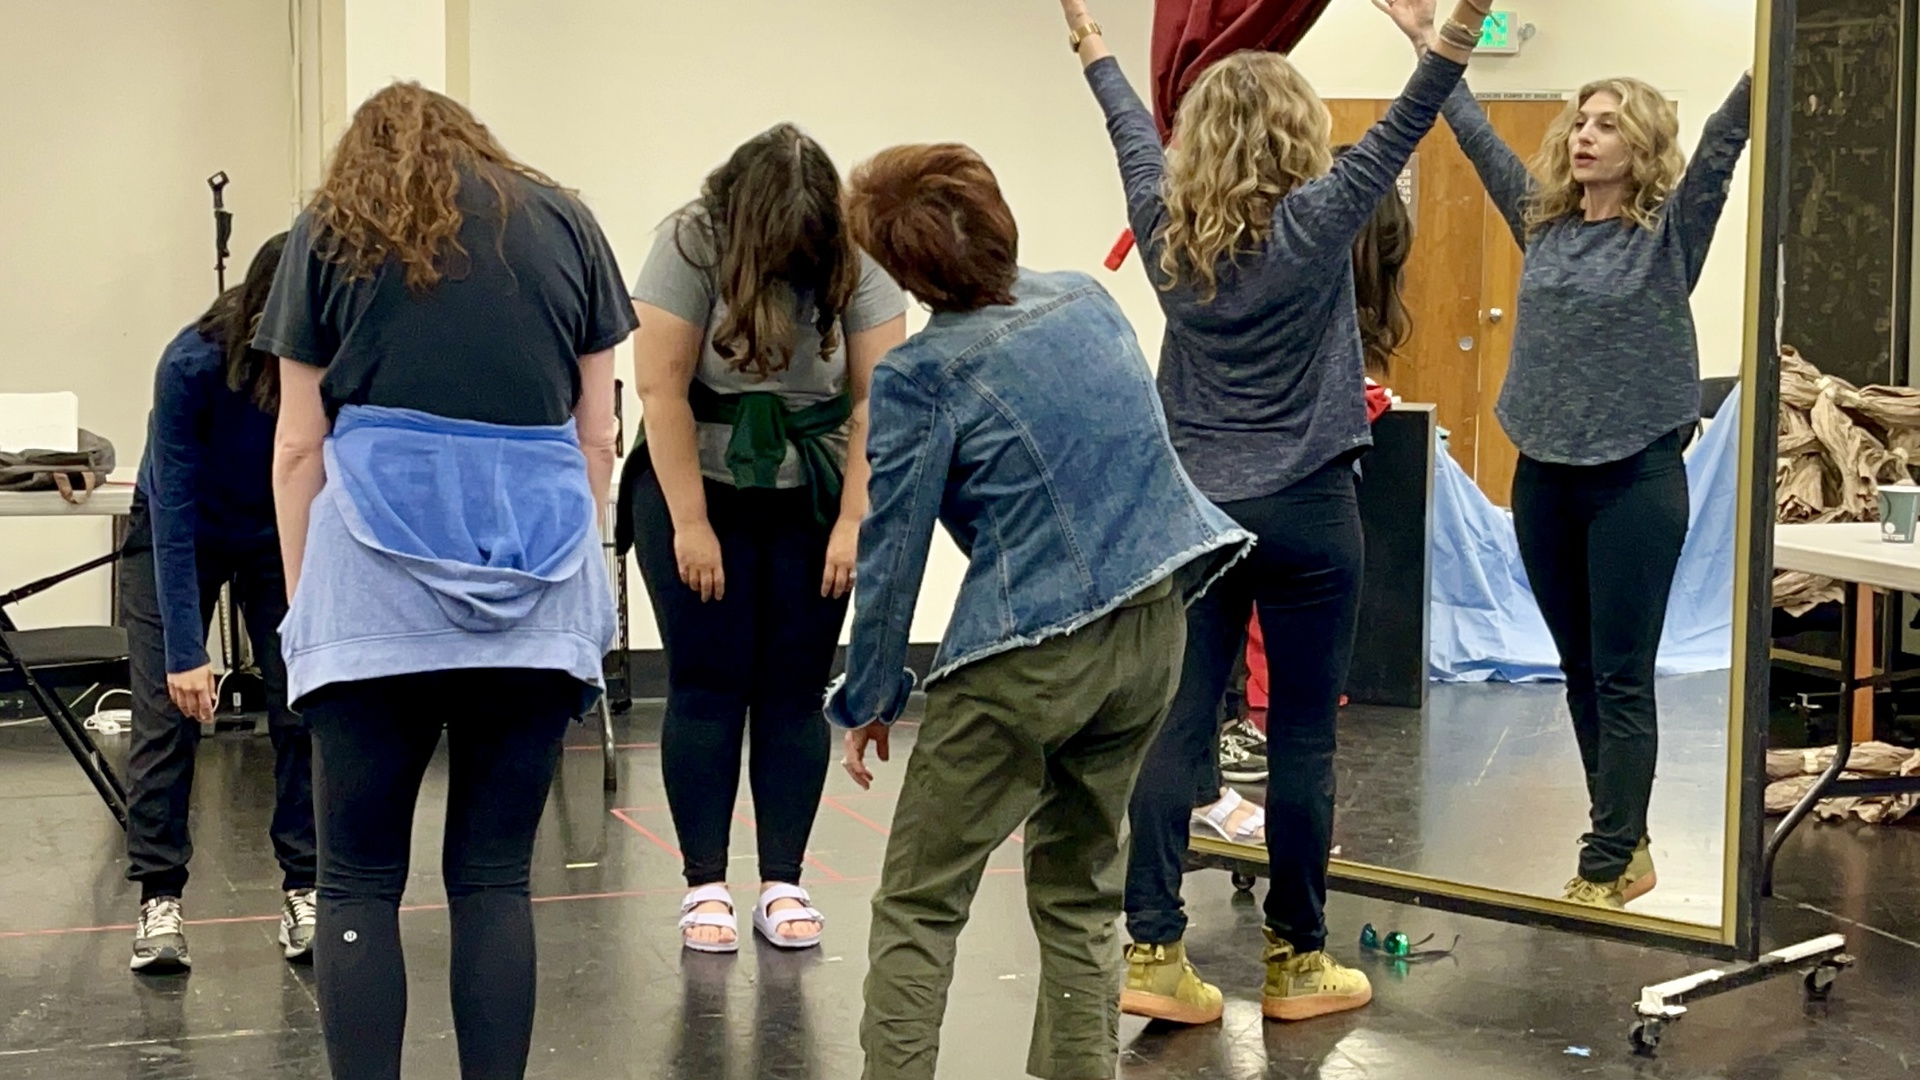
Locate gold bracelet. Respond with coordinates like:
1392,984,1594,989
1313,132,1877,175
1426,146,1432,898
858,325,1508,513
1069,22,1103,52
1438,19,1481,48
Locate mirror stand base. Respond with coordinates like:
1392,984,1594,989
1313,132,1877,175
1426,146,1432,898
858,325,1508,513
1628,934,1852,1056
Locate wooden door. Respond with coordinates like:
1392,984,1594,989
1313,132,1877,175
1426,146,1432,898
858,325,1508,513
1327,97,1568,506
1328,101,1488,483
1473,100,1565,505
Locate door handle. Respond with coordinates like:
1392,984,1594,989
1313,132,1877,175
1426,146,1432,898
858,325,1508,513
1488,307,1506,324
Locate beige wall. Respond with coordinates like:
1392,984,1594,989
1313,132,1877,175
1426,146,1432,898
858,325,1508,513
469,0,1761,649
0,0,298,629
468,0,1158,648
1292,0,1760,377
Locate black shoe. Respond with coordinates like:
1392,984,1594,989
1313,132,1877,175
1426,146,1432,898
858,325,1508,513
1219,717,1269,784
131,897,191,974
280,888,317,963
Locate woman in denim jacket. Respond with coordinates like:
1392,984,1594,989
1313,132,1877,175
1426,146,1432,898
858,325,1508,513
828,143,1251,1080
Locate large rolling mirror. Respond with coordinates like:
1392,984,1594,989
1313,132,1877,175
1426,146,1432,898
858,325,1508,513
1191,0,1788,955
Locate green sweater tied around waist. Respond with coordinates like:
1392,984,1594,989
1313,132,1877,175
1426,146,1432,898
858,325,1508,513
619,380,851,548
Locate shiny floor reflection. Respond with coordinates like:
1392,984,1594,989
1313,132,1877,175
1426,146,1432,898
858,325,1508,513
0,698,1912,1079
1323,675,1731,925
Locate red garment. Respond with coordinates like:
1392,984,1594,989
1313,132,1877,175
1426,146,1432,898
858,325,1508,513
1365,382,1393,423
1105,0,1335,270
1151,0,1335,138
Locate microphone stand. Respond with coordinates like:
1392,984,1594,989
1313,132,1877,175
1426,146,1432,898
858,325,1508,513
205,171,262,725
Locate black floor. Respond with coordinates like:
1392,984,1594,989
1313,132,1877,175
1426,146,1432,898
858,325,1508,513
1,701,1916,1079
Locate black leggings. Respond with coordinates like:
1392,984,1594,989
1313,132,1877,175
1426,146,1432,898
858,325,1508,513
1125,461,1363,953
630,468,848,887
1511,429,1689,883
303,669,579,1080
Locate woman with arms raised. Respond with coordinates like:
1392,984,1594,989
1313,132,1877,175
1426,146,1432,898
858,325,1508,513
1061,0,1488,1026
1438,60,1752,910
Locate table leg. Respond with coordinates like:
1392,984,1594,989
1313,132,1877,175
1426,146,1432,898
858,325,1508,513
1851,584,1875,744
1763,583,1863,895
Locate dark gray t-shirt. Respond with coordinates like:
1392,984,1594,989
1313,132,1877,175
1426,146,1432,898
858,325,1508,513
1441,76,1753,465
1088,52,1467,503
630,207,905,487
256,170,638,427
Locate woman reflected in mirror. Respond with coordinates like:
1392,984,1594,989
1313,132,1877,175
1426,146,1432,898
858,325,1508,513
1061,0,1488,1029
1437,62,1754,908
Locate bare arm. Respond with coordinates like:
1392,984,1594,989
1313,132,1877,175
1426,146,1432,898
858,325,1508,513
574,348,618,524
632,300,709,531
819,314,907,600
838,316,906,524
632,299,729,601
272,359,331,602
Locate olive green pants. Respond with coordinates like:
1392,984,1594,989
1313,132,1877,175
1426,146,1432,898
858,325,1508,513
859,578,1186,1080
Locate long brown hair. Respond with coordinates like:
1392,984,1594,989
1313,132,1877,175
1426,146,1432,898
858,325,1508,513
676,124,860,379
1336,145,1414,377
308,81,563,292
198,231,288,411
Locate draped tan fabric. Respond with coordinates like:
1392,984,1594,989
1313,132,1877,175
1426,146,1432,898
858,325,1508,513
1774,347,1920,613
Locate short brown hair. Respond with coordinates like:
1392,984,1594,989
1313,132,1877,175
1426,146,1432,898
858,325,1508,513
845,144,1018,313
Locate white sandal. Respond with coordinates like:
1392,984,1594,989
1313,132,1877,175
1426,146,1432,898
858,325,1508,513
1191,788,1266,844
679,884,739,954
753,884,825,950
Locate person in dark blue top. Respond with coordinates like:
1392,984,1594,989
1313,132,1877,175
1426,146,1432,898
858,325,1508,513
122,231,316,976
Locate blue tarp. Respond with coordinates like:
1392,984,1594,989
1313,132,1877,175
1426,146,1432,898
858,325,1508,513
1429,389,1740,682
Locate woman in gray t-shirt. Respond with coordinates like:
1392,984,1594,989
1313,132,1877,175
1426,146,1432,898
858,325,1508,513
620,123,905,954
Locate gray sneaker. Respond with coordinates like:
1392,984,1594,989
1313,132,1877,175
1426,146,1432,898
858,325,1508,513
130,897,190,974
280,888,317,963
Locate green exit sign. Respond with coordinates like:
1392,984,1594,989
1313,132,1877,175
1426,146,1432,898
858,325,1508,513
1477,11,1521,54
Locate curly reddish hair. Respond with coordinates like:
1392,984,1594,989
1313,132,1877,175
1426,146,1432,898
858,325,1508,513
309,81,563,292
845,144,1018,313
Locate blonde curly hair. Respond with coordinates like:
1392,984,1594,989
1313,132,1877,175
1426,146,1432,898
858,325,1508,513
309,82,564,292
1158,52,1333,303
1524,78,1685,236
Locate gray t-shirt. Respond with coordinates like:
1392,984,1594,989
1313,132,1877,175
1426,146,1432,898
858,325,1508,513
1442,76,1753,465
631,207,906,487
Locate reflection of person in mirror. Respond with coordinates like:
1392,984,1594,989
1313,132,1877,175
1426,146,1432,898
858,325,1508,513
621,125,907,956
828,143,1251,1080
1067,0,1490,1029
1440,66,1754,908
122,232,315,978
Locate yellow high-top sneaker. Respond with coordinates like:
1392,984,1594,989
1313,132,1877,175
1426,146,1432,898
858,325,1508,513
1261,929,1372,1022
1622,837,1658,903
1120,940,1224,1025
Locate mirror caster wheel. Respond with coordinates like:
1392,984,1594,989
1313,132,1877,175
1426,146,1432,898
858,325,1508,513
1804,964,1840,1002
1629,1019,1665,1057
1231,872,1257,893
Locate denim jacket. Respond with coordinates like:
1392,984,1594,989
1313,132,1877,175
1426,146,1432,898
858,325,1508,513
824,269,1253,729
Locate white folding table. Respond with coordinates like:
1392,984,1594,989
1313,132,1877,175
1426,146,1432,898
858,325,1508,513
1764,523,1920,891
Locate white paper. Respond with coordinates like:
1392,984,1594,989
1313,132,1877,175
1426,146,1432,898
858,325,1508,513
0,392,80,453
